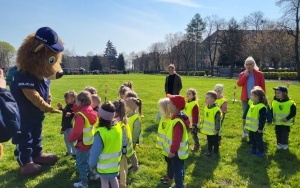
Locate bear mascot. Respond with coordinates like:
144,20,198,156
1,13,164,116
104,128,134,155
10,27,64,176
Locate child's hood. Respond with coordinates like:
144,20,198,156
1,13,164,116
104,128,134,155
172,112,190,129
79,106,98,125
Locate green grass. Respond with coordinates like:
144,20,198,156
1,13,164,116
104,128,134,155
0,74,299,188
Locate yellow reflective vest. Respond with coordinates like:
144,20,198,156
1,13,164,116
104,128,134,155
127,113,143,145
96,125,122,174
162,118,189,160
216,98,226,109
73,111,98,146
156,118,171,149
201,105,221,135
272,100,295,126
118,121,134,158
245,103,266,132
183,100,199,126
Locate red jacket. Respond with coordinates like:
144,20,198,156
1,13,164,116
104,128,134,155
68,105,98,151
237,70,265,101
170,114,190,154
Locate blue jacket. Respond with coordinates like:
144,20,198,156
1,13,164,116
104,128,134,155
0,88,20,142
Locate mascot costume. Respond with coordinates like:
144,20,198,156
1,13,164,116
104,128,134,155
10,27,64,176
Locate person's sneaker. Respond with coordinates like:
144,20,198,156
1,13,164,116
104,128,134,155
73,181,88,188
242,133,248,139
203,152,212,158
282,144,288,150
277,144,283,150
191,145,200,152
128,165,139,171
256,152,264,158
162,178,173,184
249,150,256,155
160,176,168,181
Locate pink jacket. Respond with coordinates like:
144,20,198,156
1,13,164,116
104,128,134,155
237,70,265,101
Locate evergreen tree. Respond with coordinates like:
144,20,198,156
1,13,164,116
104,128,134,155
117,53,125,71
90,55,102,71
103,40,117,69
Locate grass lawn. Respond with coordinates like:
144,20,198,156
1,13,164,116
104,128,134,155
0,74,299,188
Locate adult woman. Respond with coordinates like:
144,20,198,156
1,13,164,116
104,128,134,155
237,56,265,138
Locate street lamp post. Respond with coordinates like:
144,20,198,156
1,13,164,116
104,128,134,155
193,22,199,72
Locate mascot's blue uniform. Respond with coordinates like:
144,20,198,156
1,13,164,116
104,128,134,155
10,71,50,166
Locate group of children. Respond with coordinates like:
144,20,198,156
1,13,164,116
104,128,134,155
58,83,142,188
156,84,296,187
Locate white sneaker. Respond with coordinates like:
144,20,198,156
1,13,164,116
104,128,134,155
73,181,88,188
277,144,283,150
242,133,248,139
90,173,100,180
282,145,288,150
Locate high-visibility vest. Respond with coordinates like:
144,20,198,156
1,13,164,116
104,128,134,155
216,98,226,109
96,125,122,174
183,100,199,126
201,106,221,135
73,112,98,146
245,103,266,132
156,118,171,149
127,113,143,145
272,100,295,126
162,118,189,160
118,121,134,157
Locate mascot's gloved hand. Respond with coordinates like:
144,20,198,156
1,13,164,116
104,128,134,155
22,88,62,113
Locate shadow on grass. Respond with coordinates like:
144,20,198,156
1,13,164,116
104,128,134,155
185,142,220,187
268,149,300,180
143,120,158,137
233,140,271,187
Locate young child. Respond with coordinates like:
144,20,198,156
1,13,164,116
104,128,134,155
113,99,134,188
84,86,97,95
183,88,200,152
91,94,101,112
272,86,296,150
162,94,189,188
89,102,122,188
157,97,173,185
118,85,131,100
214,84,227,145
68,91,99,188
125,97,142,171
243,87,268,158
200,91,221,158
57,91,76,158
122,82,133,90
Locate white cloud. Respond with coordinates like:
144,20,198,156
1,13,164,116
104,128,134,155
157,0,201,8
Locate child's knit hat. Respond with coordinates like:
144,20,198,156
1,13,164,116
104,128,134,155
167,94,185,110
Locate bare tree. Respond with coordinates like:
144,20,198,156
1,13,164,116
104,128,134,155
148,42,166,71
276,0,300,80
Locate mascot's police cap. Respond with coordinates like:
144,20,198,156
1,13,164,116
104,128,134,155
34,27,64,52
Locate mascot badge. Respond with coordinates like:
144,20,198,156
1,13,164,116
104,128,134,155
10,27,64,176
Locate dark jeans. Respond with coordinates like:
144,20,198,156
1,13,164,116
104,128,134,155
171,155,185,188
164,156,174,179
275,125,290,145
249,131,264,153
14,114,44,166
191,130,199,146
207,135,219,154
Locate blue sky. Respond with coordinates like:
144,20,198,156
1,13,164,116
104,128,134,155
1,0,281,56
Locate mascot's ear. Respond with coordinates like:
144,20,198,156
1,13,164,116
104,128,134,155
34,44,45,53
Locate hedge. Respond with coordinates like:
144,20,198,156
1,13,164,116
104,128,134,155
263,72,298,80
159,71,205,76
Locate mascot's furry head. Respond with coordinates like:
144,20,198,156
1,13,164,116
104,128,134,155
16,27,64,80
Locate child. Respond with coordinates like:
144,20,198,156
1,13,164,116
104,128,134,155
84,86,97,95
57,91,76,158
183,88,200,152
214,84,227,145
122,82,133,90
68,91,99,188
118,85,131,100
113,99,134,188
89,102,122,188
91,94,101,112
243,87,268,158
125,97,142,171
200,91,221,158
157,97,173,184
272,86,296,150
162,94,189,188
